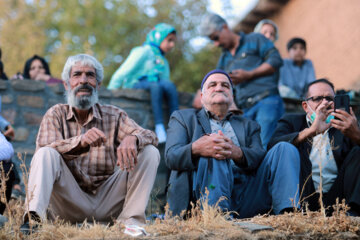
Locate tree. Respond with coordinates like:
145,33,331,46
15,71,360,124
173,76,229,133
0,0,224,92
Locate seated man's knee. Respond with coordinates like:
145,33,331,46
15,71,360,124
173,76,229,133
139,145,160,166
268,142,300,164
32,147,61,166
271,142,297,152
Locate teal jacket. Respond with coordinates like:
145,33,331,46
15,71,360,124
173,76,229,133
108,23,176,89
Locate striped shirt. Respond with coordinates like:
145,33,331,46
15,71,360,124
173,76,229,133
36,103,158,193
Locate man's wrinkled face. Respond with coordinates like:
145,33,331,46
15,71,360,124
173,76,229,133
201,73,233,109
303,82,335,117
209,26,232,50
64,63,100,110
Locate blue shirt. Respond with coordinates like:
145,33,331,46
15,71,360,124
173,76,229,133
0,132,13,161
216,32,283,105
279,59,315,98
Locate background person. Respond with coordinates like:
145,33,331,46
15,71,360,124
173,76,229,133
279,37,316,99
253,19,279,43
108,23,179,144
199,13,284,148
13,55,62,85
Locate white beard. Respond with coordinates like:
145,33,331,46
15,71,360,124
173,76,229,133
65,83,99,110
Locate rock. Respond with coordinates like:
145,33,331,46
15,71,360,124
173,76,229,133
17,96,44,108
11,79,45,92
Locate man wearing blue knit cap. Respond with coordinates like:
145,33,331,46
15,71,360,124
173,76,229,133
165,70,301,218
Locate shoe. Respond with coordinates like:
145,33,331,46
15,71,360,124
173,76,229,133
20,221,38,235
20,211,40,235
155,124,167,144
124,225,149,237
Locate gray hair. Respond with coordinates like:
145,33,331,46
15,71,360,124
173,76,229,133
253,19,279,42
199,13,227,36
61,54,104,84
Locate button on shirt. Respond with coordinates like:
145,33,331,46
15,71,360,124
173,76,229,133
36,103,158,193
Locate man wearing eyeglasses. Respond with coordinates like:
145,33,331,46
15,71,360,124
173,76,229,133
268,78,360,216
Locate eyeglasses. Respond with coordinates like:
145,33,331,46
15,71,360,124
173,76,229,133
305,96,334,103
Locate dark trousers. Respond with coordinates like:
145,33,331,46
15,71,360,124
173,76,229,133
306,146,360,214
0,161,15,214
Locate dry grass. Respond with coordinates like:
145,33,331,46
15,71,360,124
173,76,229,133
0,194,359,239
0,154,358,239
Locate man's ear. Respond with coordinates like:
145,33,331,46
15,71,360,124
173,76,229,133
63,80,68,90
302,101,308,113
97,81,102,90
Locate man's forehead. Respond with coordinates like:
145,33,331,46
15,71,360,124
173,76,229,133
206,74,230,83
71,63,95,73
308,82,334,95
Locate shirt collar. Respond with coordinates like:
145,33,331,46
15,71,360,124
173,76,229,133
204,107,234,121
66,103,102,123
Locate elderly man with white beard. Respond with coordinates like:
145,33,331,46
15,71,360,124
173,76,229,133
21,54,159,235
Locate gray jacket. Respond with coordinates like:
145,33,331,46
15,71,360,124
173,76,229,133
165,108,265,215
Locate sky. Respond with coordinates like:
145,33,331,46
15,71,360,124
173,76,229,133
209,0,258,27
190,0,258,50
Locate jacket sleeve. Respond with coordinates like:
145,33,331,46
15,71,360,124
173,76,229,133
268,115,300,150
165,111,198,171
240,120,266,171
107,46,150,89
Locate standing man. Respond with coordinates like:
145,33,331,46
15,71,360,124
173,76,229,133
166,70,300,218
269,79,360,215
200,13,284,148
21,54,160,234
279,37,316,99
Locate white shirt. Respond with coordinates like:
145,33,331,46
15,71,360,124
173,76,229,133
309,127,338,193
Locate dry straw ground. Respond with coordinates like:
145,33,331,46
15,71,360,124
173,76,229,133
0,154,358,239
0,195,359,239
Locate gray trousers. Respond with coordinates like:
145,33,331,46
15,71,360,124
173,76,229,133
26,145,160,225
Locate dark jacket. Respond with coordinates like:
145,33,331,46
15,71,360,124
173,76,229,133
165,108,265,215
268,113,356,200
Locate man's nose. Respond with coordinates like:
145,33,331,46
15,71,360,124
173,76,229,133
214,41,220,47
79,73,88,84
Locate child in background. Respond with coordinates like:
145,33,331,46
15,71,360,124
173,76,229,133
108,23,179,143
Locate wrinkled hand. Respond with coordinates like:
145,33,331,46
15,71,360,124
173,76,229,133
229,69,253,84
192,130,234,160
309,101,333,134
331,108,360,143
3,125,15,139
80,127,107,148
117,135,138,172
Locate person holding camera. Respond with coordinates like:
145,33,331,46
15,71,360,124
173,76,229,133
268,78,360,216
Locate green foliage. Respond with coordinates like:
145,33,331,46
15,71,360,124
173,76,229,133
0,0,221,92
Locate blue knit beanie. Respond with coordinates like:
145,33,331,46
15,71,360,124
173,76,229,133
201,69,233,90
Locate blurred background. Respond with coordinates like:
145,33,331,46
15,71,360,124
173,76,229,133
0,0,359,92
